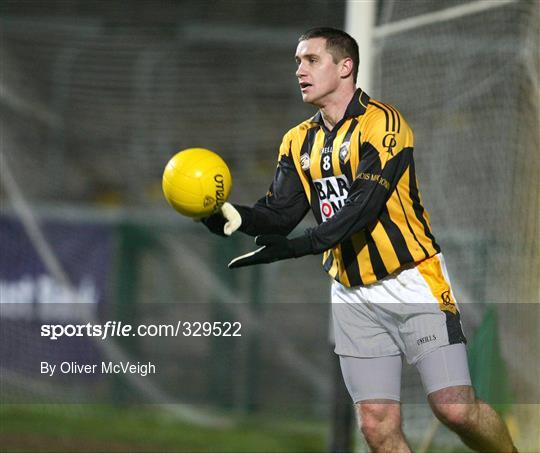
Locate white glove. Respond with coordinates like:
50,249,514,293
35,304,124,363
221,202,242,236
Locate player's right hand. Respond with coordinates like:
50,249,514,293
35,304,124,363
201,202,242,237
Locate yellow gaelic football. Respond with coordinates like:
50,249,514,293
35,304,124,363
162,148,232,218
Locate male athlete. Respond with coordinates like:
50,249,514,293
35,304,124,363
202,28,516,452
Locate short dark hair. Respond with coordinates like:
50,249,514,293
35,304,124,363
299,27,359,83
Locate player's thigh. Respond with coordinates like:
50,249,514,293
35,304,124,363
415,343,472,396
332,281,401,358
339,354,403,402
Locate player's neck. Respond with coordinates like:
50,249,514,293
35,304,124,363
318,85,356,131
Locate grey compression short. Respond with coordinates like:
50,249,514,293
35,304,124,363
339,343,472,402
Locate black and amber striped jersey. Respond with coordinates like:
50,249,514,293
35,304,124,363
237,88,440,287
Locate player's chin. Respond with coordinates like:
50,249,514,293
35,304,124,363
300,91,315,104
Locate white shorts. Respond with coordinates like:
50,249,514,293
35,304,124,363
331,254,467,365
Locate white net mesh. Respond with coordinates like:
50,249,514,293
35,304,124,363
371,1,539,450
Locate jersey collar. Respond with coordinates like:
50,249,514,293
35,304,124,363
310,88,370,126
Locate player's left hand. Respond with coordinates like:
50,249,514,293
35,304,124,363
201,202,242,237
228,234,313,268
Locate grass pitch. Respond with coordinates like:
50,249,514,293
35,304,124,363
0,404,326,452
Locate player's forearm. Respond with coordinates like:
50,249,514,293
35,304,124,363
307,197,381,253
235,202,307,237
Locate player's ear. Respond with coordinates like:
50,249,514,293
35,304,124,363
340,57,354,79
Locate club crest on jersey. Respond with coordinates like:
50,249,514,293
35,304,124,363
339,141,351,163
300,153,310,171
383,133,397,155
314,175,349,221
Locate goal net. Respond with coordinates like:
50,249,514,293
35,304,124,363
368,1,539,450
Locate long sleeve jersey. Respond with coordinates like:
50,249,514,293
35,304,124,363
237,88,440,287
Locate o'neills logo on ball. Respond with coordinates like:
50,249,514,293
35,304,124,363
214,174,225,207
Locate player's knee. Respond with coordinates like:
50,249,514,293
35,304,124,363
357,402,401,442
432,402,476,432
429,385,477,432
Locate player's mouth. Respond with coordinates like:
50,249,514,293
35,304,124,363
299,82,312,92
